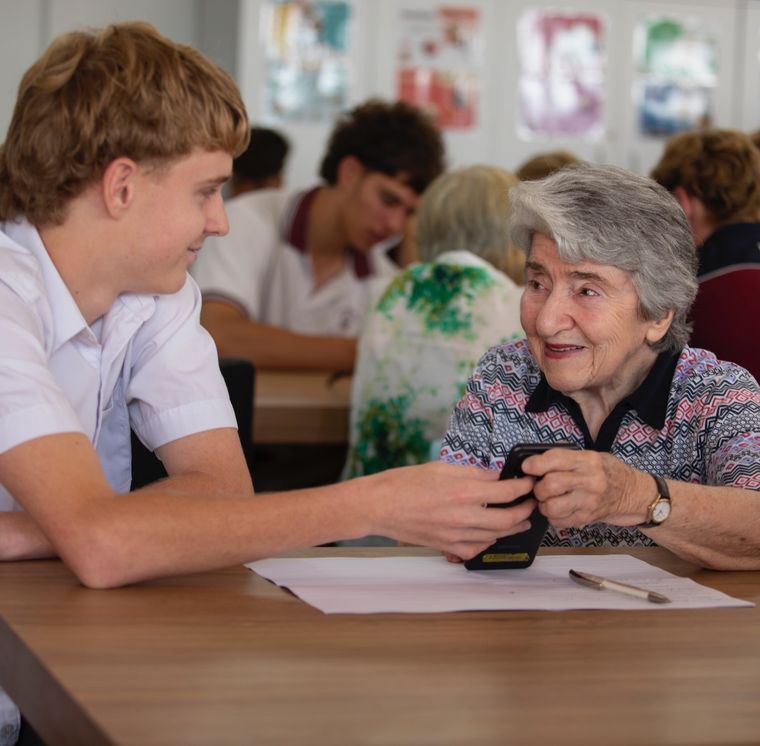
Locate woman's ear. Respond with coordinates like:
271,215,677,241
646,309,675,345
101,158,139,218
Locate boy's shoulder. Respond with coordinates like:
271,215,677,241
0,221,46,304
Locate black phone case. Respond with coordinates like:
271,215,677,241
464,442,579,571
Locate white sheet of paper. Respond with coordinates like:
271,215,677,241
246,554,753,614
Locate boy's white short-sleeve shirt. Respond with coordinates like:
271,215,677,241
191,188,399,337
0,219,237,512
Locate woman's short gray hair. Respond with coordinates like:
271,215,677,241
509,163,698,353
416,165,519,267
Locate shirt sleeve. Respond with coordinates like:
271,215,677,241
127,276,237,450
0,283,84,454
190,193,279,320
696,365,760,490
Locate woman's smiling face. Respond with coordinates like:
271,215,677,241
520,233,671,404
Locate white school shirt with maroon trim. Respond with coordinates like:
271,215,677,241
191,187,399,337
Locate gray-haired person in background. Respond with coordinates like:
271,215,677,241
441,163,760,569
345,165,525,483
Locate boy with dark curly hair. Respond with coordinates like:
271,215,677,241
193,100,446,372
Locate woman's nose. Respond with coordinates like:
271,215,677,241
535,290,572,336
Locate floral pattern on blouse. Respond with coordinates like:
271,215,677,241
343,251,523,478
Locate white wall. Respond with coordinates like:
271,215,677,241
2,0,760,188
0,0,46,139
0,0,235,138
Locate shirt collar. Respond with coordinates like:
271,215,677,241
283,187,373,279
4,218,157,353
4,219,89,352
526,349,679,431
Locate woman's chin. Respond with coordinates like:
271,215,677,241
542,368,587,396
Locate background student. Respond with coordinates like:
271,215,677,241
192,99,446,372
650,128,760,381
229,126,290,197
514,149,581,181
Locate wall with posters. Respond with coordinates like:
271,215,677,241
2,0,760,190
238,0,760,189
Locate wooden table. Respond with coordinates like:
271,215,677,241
253,371,352,444
1,547,759,746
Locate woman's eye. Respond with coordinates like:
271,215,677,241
579,287,599,297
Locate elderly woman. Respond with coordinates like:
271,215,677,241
344,165,524,480
441,163,760,570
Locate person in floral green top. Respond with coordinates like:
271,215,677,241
344,165,524,479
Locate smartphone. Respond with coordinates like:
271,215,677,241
464,442,580,570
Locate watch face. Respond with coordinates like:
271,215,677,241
652,500,671,523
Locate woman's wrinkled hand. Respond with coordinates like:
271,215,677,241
518,448,654,528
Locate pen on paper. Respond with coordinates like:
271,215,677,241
569,569,671,604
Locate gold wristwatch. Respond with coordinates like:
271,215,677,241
638,474,671,528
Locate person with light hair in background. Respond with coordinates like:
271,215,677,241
651,128,760,381
440,163,760,568
344,165,524,485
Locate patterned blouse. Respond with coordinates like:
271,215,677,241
440,339,760,548
344,251,523,479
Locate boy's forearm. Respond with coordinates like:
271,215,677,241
0,512,56,560
201,302,356,372
218,320,356,372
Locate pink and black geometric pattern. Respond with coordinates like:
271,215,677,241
440,341,760,548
